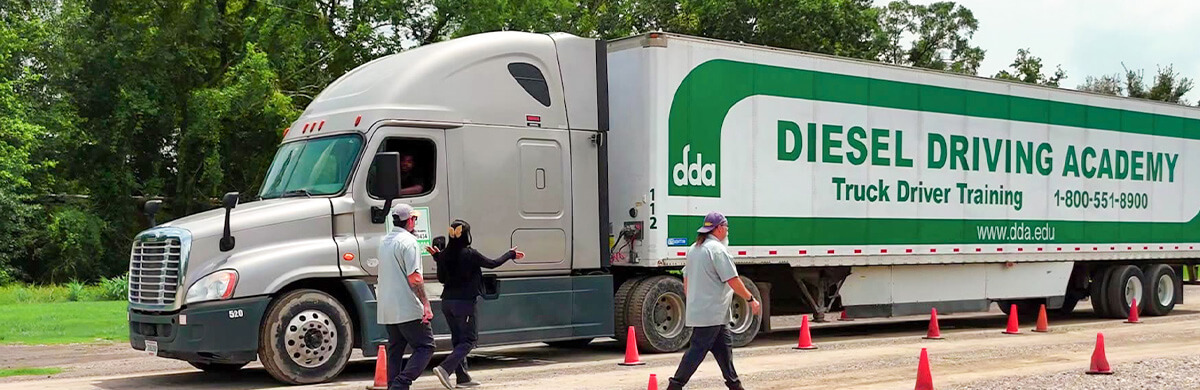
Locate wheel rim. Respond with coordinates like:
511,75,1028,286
1157,274,1175,306
1124,275,1144,308
728,294,754,334
284,309,337,368
652,292,685,339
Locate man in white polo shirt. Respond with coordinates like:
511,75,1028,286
377,204,434,390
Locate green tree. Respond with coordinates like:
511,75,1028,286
878,0,984,74
1124,64,1193,104
1078,74,1122,96
993,48,1066,87
617,0,883,59
0,0,81,282
1079,65,1194,105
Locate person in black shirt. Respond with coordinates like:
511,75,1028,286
426,220,523,389
399,154,427,196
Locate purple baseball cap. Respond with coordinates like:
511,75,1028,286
696,212,727,233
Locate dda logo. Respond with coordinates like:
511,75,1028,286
672,145,716,187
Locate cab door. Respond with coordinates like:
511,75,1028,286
447,125,573,275
351,126,450,276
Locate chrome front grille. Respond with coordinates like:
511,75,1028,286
128,232,187,309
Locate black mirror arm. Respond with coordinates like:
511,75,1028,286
219,192,239,252
372,198,394,224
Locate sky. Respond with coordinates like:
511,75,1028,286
880,0,1200,102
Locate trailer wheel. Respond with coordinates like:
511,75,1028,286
614,276,647,343
629,276,692,353
1105,265,1146,319
188,361,248,373
728,276,762,348
259,289,353,384
1089,267,1115,318
1142,264,1178,316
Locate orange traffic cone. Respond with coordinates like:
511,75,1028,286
1125,298,1142,323
647,373,658,390
367,344,388,390
923,308,943,340
914,348,934,390
619,326,646,366
1002,304,1021,334
1032,304,1050,332
793,315,818,350
839,310,854,322
1085,333,1113,375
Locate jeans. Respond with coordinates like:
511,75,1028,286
385,320,435,390
437,299,478,383
669,325,741,388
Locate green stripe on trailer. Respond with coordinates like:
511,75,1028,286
667,215,1197,247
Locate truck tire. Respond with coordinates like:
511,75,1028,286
614,276,647,343
1089,267,1114,318
259,289,353,384
1142,264,1178,316
727,276,762,348
1105,265,1146,319
188,361,248,373
629,275,691,353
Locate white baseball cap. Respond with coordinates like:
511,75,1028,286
390,203,415,220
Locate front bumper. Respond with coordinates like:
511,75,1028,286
129,296,270,364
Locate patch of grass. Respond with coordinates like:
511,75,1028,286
0,301,128,345
0,282,122,305
0,367,63,378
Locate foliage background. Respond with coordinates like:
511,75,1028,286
0,0,1193,283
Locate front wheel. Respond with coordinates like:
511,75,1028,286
259,289,354,384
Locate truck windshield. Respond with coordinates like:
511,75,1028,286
259,134,363,199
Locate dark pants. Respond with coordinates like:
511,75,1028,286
669,325,741,389
386,320,435,390
437,299,478,384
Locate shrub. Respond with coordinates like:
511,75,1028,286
13,287,33,303
66,280,86,302
99,275,128,301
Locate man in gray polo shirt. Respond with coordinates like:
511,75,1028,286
377,204,434,390
667,212,761,390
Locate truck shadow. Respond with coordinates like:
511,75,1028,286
88,307,1198,389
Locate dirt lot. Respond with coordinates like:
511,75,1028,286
3,286,1199,390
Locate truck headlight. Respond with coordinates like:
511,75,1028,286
186,270,238,304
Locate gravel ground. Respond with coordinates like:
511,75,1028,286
953,355,1200,390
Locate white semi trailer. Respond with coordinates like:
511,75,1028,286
127,32,1195,384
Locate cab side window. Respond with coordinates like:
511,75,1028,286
367,138,437,198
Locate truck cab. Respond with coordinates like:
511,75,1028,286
127,31,614,384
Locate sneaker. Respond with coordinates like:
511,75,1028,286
456,381,482,388
432,366,454,390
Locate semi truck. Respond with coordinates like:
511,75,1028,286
127,31,1198,384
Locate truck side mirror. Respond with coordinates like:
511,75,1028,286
222,192,240,210
144,199,163,228
220,192,239,252
371,152,402,224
